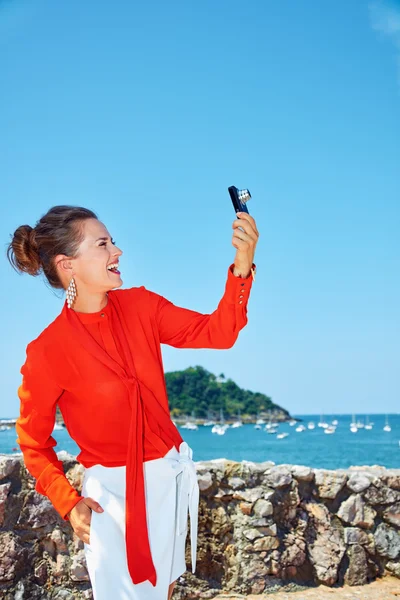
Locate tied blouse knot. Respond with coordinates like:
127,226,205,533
15,263,255,586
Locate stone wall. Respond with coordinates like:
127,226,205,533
0,452,399,599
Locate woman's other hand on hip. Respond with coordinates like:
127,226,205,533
67,497,104,544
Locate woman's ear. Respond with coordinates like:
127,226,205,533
54,254,75,283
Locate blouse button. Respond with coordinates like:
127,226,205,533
239,301,243,304
100,313,105,317
239,295,244,299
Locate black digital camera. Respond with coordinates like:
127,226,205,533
228,186,251,215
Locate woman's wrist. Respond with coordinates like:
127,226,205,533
232,266,251,278
232,263,256,281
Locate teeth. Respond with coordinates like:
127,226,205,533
107,263,119,270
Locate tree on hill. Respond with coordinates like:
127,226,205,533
165,366,290,420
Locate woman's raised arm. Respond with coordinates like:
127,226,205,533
148,262,256,349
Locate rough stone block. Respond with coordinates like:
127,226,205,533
347,472,374,493
374,523,400,560
344,527,370,546
0,532,24,583
198,472,213,492
315,469,348,499
344,544,368,586
70,550,89,582
253,536,280,552
0,482,12,526
264,466,292,488
383,504,400,529
243,528,264,541
291,465,314,482
227,477,246,490
363,483,400,506
253,499,273,518
0,455,21,481
337,494,376,529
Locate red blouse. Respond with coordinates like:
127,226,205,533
16,263,255,586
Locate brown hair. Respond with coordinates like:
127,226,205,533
7,205,98,289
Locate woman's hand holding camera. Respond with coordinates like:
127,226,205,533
67,497,104,545
232,212,259,277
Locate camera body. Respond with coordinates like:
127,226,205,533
228,186,251,215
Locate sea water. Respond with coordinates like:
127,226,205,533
1,413,399,470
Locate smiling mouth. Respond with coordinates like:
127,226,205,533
107,265,121,275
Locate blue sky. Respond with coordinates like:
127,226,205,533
0,0,399,418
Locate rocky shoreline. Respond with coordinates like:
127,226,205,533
0,453,399,599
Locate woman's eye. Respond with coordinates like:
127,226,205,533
100,240,116,246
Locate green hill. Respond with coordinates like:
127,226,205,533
165,366,291,422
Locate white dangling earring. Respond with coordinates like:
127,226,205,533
66,276,77,309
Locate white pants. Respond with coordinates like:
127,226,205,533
82,441,199,600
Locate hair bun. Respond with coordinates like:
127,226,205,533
8,224,41,276
7,205,98,289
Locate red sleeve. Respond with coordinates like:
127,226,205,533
148,263,255,348
15,340,83,520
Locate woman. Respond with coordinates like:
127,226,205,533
8,205,258,600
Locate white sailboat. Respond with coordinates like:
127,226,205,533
365,415,373,430
181,422,198,430
383,415,391,432
211,409,229,435
295,424,306,432
203,411,215,427
231,410,243,428
211,424,229,435
324,425,336,434
181,411,198,430
318,414,329,429
255,415,265,425
265,418,278,433
307,421,315,430
350,414,358,433
277,432,289,439
266,427,279,434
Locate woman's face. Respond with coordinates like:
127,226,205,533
59,218,123,292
